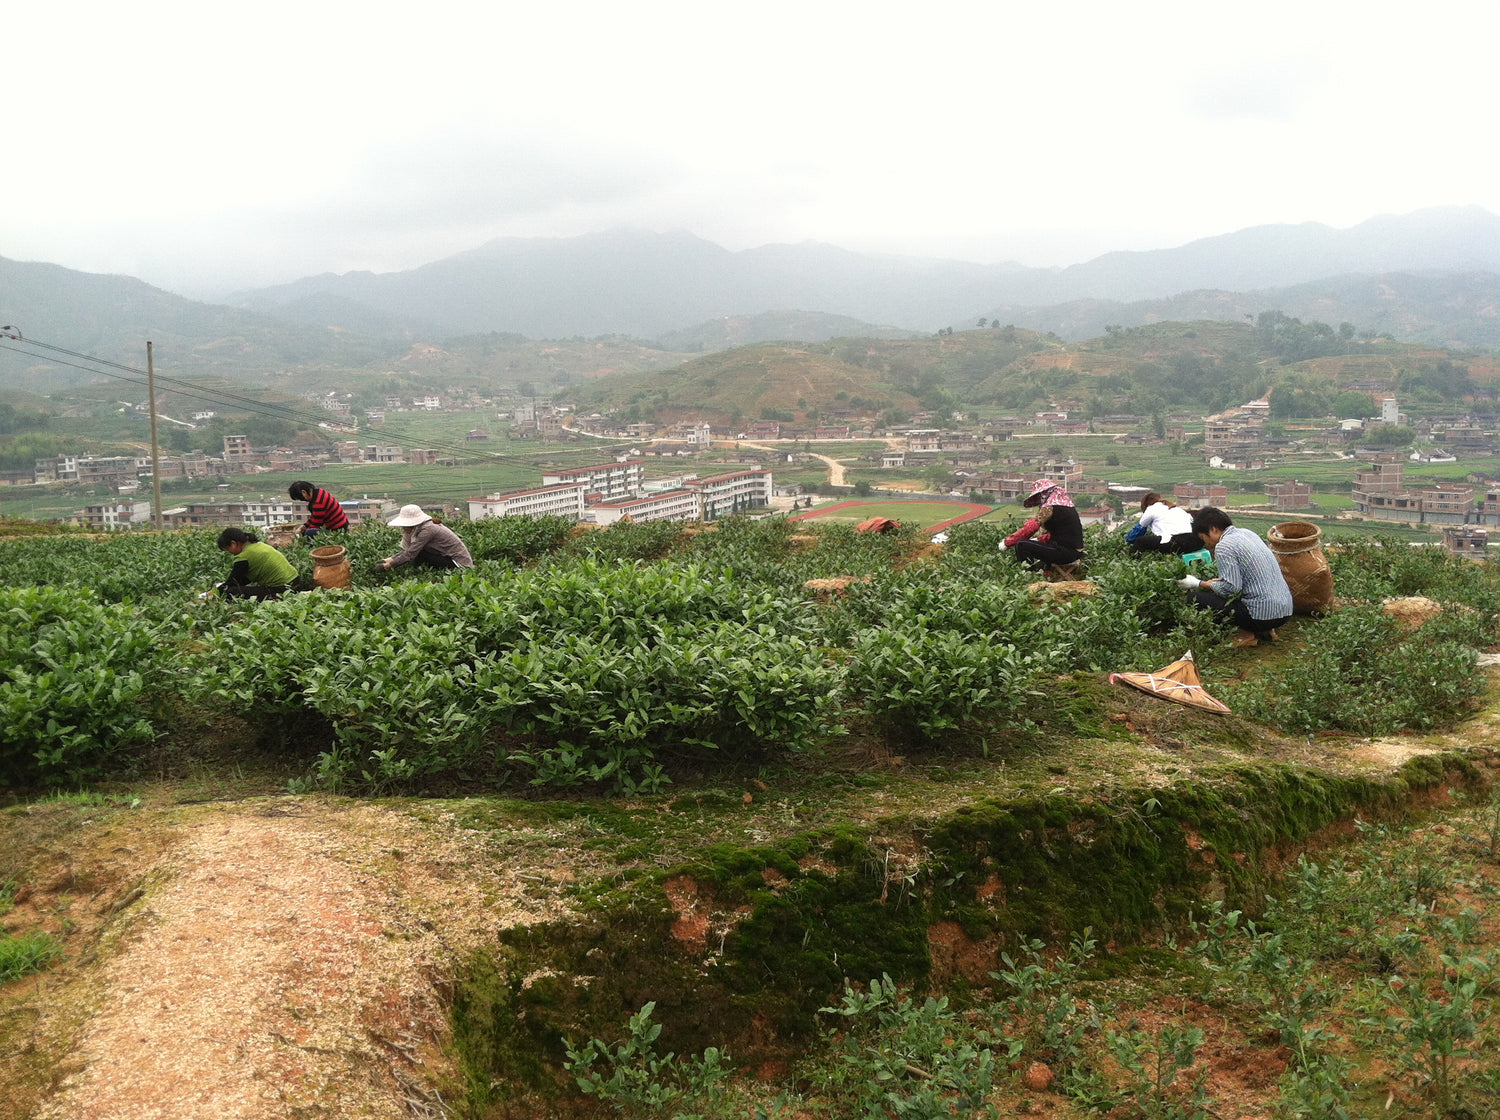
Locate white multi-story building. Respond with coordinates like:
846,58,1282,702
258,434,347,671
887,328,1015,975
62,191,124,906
541,459,644,501
82,500,152,530
590,488,702,526
468,484,587,522
687,468,773,520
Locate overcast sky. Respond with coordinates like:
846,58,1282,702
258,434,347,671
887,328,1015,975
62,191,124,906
6,0,1497,298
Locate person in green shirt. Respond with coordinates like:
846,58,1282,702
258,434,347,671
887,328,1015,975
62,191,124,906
216,527,298,601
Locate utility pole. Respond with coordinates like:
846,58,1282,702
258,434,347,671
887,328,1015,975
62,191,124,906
146,341,164,530
0,327,17,525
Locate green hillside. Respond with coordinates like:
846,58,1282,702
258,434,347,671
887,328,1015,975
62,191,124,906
567,315,1499,426
568,328,1061,425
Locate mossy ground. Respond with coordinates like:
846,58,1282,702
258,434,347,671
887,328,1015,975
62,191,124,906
3,659,1499,1119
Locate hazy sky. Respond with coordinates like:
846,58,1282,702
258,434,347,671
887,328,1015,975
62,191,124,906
6,0,1496,297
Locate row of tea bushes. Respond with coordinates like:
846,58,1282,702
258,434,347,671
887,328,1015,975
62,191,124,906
1,517,1496,790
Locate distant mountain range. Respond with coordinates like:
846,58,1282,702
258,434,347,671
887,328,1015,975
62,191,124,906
5,206,1500,395
223,206,1500,341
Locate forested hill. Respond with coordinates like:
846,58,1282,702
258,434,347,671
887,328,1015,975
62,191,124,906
567,318,1500,427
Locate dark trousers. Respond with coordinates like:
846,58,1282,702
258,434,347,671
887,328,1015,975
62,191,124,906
1013,540,1083,569
1191,589,1288,637
412,548,462,570
220,582,288,601
1130,531,1199,555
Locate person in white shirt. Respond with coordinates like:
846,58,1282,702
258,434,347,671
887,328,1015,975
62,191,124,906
1128,492,1199,555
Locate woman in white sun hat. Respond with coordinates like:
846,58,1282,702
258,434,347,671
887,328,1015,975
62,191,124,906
374,504,474,573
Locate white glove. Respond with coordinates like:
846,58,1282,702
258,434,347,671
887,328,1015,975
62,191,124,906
1177,574,1201,589
997,541,1008,552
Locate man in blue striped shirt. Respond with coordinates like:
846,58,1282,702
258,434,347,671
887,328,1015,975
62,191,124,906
1179,507,1293,648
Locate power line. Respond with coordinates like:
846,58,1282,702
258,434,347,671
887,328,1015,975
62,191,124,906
0,334,617,467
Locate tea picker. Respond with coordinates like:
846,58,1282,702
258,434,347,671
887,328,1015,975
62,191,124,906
214,527,296,601
372,505,474,573
1173,507,1293,649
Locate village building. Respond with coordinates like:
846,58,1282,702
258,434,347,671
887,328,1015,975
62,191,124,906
159,497,390,531
1174,482,1229,509
468,484,588,522
1444,525,1488,557
688,468,774,520
1264,480,1313,510
81,500,152,530
1352,460,1476,525
589,488,702,526
541,460,645,502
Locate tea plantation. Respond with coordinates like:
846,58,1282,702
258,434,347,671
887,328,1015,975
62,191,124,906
2,515,1494,793
3,516,1500,1119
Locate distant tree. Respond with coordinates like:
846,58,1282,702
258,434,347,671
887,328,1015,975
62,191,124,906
0,402,48,434
1105,452,1121,466
1339,322,1356,340
853,479,873,497
977,318,988,328
1362,424,1415,448
923,464,953,491
517,381,537,398
1331,391,1375,419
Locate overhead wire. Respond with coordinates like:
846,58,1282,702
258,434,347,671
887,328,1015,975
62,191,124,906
0,334,627,470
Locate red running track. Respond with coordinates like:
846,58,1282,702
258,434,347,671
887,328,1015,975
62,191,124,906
789,500,994,533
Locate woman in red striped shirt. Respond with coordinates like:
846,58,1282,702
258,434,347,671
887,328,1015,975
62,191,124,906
289,481,349,538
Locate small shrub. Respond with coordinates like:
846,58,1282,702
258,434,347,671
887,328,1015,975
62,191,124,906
565,1002,733,1119
843,628,1043,747
816,974,1007,1119
1227,606,1479,735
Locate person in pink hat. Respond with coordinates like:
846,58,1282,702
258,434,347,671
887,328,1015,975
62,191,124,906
998,479,1085,573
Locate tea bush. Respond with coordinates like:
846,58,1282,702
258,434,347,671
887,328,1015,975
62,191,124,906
0,532,223,602
196,571,839,792
0,586,165,784
843,627,1044,746
461,513,573,564
1227,605,1480,735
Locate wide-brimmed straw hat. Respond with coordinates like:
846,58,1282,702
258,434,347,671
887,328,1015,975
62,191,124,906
1021,479,1061,507
388,503,433,527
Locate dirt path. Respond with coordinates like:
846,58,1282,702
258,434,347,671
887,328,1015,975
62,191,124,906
739,441,849,486
8,798,578,1120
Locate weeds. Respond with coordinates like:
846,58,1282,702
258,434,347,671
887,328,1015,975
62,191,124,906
0,930,63,982
565,801,1500,1119
564,1002,733,1120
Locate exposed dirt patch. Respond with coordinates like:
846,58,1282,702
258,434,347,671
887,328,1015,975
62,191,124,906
2,798,578,1120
